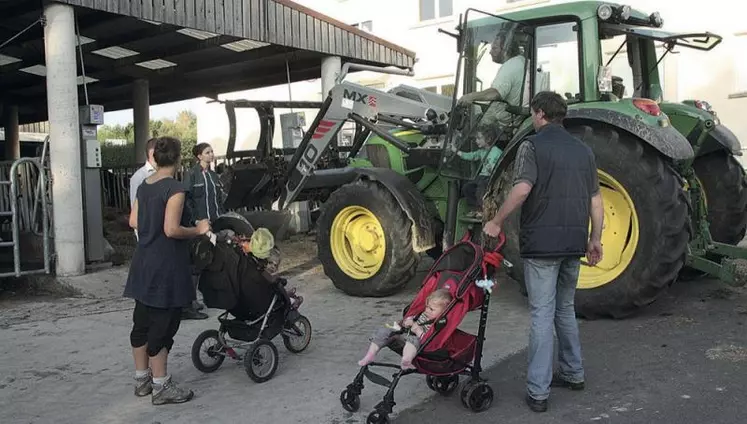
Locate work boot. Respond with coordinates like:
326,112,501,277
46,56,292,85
151,376,194,405
551,373,585,391
134,371,152,397
182,307,208,320
525,394,548,413
193,300,206,311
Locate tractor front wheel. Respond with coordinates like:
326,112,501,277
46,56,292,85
693,151,747,245
317,180,418,297
498,124,691,319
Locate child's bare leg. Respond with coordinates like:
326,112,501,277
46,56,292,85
401,342,418,370
360,327,394,366
358,342,381,366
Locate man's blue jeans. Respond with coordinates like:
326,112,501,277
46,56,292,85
524,257,585,400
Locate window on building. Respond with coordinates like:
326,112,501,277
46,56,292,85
351,20,373,32
730,33,747,99
419,0,452,22
421,83,454,96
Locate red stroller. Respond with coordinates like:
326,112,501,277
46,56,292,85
340,232,508,423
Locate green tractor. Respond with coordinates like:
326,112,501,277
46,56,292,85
220,1,747,318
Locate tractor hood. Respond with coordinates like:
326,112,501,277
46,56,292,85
610,25,722,51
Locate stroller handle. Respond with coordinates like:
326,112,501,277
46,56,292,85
480,231,506,254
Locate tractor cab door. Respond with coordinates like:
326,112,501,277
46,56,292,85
439,9,534,182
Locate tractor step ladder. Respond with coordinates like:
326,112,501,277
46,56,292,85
0,138,52,278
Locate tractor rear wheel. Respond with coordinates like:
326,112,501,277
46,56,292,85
693,151,747,245
317,180,418,297
497,124,691,319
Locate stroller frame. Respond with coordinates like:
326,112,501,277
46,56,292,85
191,279,312,384
340,233,507,423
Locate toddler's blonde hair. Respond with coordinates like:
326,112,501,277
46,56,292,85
426,288,453,306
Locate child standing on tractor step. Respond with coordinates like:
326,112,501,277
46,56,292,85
456,124,503,219
358,289,453,370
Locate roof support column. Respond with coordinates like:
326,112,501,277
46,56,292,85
321,56,342,99
133,79,150,163
43,2,85,276
3,105,19,161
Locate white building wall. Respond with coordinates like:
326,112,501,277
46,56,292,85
197,0,747,164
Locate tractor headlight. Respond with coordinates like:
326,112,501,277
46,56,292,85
597,4,613,20
620,5,631,20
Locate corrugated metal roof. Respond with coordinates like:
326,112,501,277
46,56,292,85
55,0,416,68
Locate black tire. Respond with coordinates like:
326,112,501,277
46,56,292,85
693,151,747,244
497,123,691,319
191,330,225,373
317,180,418,297
462,381,494,413
282,315,312,353
340,389,361,412
426,374,459,396
243,339,279,383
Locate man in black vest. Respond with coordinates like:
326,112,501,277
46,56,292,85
483,91,604,413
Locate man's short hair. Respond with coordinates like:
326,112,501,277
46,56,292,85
145,137,157,154
153,136,182,167
530,91,567,123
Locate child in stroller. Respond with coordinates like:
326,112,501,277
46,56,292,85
189,214,312,383
340,232,507,424
358,289,453,370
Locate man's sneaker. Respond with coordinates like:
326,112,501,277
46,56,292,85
151,376,194,405
551,373,585,390
134,373,152,397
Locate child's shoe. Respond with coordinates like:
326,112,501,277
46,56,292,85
151,376,194,405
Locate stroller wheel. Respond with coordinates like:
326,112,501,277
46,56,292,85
366,410,390,424
243,339,279,383
339,388,360,412
426,374,459,396
282,315,312,353
462,381,494,413
191,329,226,373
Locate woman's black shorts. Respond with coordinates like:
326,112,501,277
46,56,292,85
130,300,182,357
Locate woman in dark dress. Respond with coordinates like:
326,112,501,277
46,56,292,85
124,136,211,405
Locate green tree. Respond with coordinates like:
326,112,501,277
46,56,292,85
99,109,198,167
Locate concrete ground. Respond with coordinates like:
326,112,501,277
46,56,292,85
0,257,530,424
395,276,747,424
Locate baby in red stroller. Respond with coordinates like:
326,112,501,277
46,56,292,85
358,288,453,369
340,232,507,424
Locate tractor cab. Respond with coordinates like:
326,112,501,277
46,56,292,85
439,11,534,183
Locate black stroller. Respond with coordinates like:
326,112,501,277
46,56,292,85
189,214,312,383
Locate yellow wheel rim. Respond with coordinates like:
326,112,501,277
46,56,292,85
578,170,640,290
330,206,386,280
684,175,708,210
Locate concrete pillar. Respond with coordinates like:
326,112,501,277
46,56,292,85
43,3,86,276
4,105,19,160
321,56,342,99
133,79,150,163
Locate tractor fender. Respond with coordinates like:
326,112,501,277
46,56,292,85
564,108,694,161
695,123,742,157
352,167,437,253
486,108,694,199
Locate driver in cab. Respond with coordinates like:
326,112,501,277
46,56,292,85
457,29,529,136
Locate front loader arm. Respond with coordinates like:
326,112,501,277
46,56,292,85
278,81,450,209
